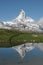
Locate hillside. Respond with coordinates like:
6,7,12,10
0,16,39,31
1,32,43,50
0,29,43,47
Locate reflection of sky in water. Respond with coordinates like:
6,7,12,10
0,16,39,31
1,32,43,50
0,48,21,64
0,43,43,65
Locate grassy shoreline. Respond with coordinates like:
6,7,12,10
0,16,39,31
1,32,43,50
0,29,43,47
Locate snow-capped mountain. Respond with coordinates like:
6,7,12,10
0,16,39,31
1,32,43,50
0,9,43,32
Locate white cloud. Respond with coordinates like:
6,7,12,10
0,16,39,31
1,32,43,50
38,17,43,28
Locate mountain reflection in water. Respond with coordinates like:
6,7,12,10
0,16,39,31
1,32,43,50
12,43,43,58
12,43,34,58
0,43,43,65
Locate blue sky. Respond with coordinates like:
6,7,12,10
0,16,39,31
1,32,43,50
0,0,43,21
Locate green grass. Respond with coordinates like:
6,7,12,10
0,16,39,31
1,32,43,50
0,29,43,47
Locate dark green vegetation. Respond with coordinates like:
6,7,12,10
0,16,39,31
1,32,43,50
0,29,43,47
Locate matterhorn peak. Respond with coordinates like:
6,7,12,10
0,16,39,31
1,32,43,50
16,9,26,22
0,9,42,32
19,9,25,17
16,9,34,23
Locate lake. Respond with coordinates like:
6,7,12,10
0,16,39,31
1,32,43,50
0,43,43,65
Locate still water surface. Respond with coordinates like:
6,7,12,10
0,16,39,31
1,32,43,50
0,43,43,65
